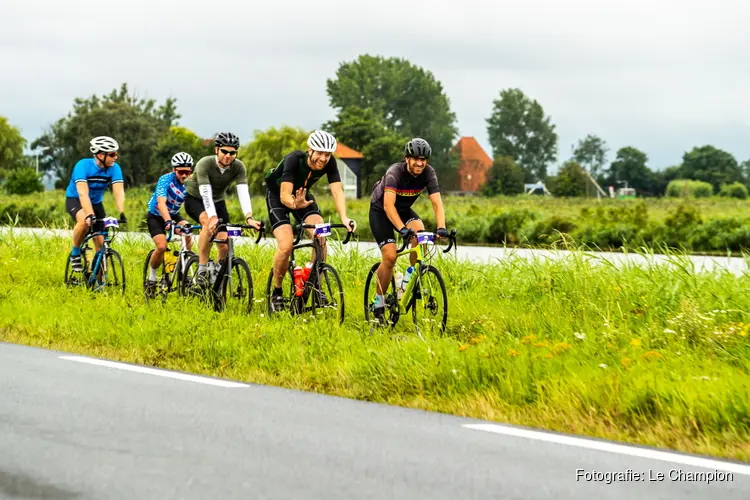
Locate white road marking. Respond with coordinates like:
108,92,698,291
59,355,250,388
463,423,750,475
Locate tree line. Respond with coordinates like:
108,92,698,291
1,54,748,198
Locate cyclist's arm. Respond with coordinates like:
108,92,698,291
429,192,446,229
111,164,125,214
154,175,171,222
329,181,349,221
236,183,253,219
75,182,95,216
280,182,296,209
383,190,405,230
196,165,217,219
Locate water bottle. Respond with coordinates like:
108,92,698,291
293,266,305,296
208,261,219,284
401,266,414,295
164,251,178,274
302,262,313,282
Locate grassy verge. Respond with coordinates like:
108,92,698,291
1,229,749,461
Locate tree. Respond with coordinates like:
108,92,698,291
482,156,525,196
237,125,310,195
603,147,654,195
4,167,44,195
324,106,408,194
486,88,558,182
150,126,212,181
0,116,27,181
326,54,459,159
31,83,179,187
678,145,742,193
573,134,608,177
548,161,588,197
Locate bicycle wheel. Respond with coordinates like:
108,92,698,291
64,248,90,288
363,262,399,328
310,263,345,324
265,266,295,317
217,257,254,314
181,254,210,303
411,264,448,335
100,249,126,294
173,250,194,296
142,249,167,303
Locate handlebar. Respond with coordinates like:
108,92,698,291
396,228,458,253
166,223,203,243
213,218,266,245
293,221,355,246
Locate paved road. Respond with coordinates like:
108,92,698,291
1,226,748,275
1,342,748,499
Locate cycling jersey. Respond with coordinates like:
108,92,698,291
147,172,186,217
184,156,248,201
370,162,440,212
64,158,124,205
264,150,341,194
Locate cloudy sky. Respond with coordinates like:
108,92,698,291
2,0,749,172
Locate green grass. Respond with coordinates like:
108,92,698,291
6,187,750,254
0,228,749,462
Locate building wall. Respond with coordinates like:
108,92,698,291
457,159,490,191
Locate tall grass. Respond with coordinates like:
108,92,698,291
0,229,749,461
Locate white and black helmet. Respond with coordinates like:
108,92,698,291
89,136,119,154
171,152,194,168
307,130,337,153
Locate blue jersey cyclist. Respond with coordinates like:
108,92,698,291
64,136,127,272
144,152,194,293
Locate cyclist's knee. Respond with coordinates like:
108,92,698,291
155,241,168,252
381,246,397,267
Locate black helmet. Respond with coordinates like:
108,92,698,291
215,132,240,148
404,138,431,159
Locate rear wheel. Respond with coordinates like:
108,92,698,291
142,249,170,303
217,257,254,314
265,266,295,317
363,262,399,328
310,263,345,324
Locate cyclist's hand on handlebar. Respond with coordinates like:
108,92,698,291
118,212,127,224
208,216,219,234
245,216,262,231
164,219,174,231
342,217,356,232
85,214,95,226
294,188,314,209
436,227,449,239
398,226,412,240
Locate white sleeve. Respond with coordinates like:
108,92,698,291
199,184,217,219
237,183,253,217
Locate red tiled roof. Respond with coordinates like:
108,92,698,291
335,143,364,159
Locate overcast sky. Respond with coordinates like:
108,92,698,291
2,0,749,173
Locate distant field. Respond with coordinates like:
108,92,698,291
3,188,750,254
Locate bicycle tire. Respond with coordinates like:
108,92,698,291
311,263,345,324
104,249,127,295
265,266,295,317
411,264,448,334
217,257,254,314
363,262,398,328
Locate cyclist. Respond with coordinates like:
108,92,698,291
183,132,261,285
368,137,449,322
143,152,194,296
65,136,127,272
264,129,356,311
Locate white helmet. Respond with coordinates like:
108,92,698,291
307,130,337,153
171,152,194,168
89,136,119,154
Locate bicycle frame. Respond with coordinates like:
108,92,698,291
209,219,265,292
391,230,456,314
290,221,353,303
163,223,201,288
83,217,120,289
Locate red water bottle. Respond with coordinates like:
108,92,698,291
293,266,304,296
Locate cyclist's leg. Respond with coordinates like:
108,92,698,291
403,209,424,267
184,194,212,283
91,203,106,253
174,213,193,251
370,207,398,305
298,197,324,262
267,189,294,294
66,197,88,271
147,213,168,282
214,200,230,263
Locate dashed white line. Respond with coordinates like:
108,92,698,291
59,355,250,388
463,423,750,475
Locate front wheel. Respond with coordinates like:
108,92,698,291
411,264,448,335
93,248,126,294
310,263,345,324
217,257,254,314
265,266,295,317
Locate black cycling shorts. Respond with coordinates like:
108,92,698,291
369,207,421,248
65,197,106,233
184,194,230,226
146,212,185,238
265,189,322,230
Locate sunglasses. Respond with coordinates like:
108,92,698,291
175,169,192,175
102,152,118,158
220,148,238,156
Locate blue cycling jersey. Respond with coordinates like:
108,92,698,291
147,172,186,217
64,158,124,205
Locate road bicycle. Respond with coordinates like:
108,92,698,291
142,223,201,303
265,221,354,324
63,216,126,294
182,219,265,313
363,228,457,335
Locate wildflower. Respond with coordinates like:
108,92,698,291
552,342,572,354
598,363,608,369
508,349,520,357
544,353,553,359
574,332,586,340
630,339,642,347
663,328,676,334
458,344,470,352
521,334,536,344
620,357,632,368
642,350,662,361
533,341,548,348
470,335,487,345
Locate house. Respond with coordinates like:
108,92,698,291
452,136,493,192
333,143,364,198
